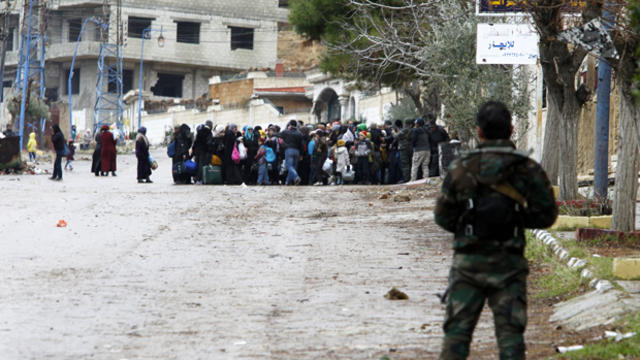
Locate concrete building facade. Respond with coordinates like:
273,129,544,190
1,0,288,132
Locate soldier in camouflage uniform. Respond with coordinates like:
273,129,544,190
434,101,557,360
397,119,414,182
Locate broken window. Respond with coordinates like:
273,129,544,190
68,18,82,42
68,68,80,95
151,73,184,98
128,16,153,39
176,21,200,44
107,69,134,94
229,26,254,50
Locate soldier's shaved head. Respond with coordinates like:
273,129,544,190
476,101,512,140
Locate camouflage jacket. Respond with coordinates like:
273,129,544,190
397,128,413,151
435,139,558,257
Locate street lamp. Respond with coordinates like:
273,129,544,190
138,26,164,130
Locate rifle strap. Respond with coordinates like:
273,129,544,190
490,182,528,209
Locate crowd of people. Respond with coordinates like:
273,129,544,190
165,116,451,186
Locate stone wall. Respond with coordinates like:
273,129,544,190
210,79,255,106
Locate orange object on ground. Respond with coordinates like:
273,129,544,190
56,220,67,227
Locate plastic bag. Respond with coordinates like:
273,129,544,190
343,165,355,182
322,158,333,173
184,159,197,174
232,143,241,164
238,142,247,160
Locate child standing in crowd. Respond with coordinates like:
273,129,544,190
27,132,38,163
64,140,75,171
354,131,372,185
334,139,350,185
255,137,270,185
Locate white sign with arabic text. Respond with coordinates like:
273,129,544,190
476,24,539,65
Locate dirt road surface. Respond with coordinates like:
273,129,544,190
0,151,511,359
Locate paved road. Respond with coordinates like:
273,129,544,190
0,151,500,359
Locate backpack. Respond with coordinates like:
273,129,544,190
231,143,241,164
265,146,276,163
455,147,529,245
167,141,176,158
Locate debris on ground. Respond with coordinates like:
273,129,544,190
384,287,409,300
393,194,411,202
56,220,68,228
556,345,584,353
604,330,637,341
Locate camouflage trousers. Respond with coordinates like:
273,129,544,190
440,265,527,360
399,149,412,182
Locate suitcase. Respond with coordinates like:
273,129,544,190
203,165,222,185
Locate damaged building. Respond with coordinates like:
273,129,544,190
1,0,288,132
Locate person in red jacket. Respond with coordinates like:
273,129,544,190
99,125,117,176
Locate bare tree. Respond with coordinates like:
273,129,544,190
323,0,530,135
518,1,602,200
610,1,640,230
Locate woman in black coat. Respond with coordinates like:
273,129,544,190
91,131,102,176
136,127,152,183
242,126,259,184
223,124,242,184
50,124,66,181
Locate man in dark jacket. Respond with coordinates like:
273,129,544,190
277,119,304,185
427,117,450,177
397,119,414,182
173,124,193,184
410,117,430,182
3,123,15,137
50,124,66,181
435,101,558,360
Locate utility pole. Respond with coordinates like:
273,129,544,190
593,5,614,200
15,0,46,149
0,0,11,104
93,0,124,135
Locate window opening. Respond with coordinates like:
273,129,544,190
6,28,13,50
68,18,82,42
128,16,154,39
108,69,133,94
68,68,80,95
176,21,200,44
229,26,254,50
151,73,184,98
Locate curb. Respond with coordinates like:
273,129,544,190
530,229,610,291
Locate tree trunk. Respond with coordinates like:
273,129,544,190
612,87,639,231
540,95,560,185
557,87,581,200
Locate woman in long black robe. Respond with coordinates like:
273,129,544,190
136,127,152,183
91,131,102,176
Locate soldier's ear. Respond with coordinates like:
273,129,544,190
477,127,485,141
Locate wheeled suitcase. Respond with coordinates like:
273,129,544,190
203,165,222,185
